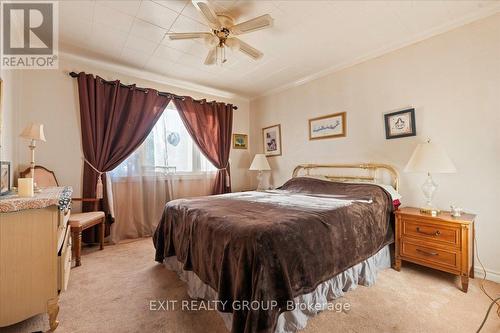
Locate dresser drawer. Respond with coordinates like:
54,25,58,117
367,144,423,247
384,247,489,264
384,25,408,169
58,227,72,292
401,240,460,271
401,217,460,247
58,207,70,228
57,208,71,251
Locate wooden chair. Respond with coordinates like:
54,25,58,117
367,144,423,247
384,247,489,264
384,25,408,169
69,199,105,267
22,166,106,267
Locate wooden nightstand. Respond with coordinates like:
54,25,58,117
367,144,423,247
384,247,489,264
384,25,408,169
394,207,475,292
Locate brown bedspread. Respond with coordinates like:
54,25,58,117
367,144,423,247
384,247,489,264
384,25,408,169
153,177,394,333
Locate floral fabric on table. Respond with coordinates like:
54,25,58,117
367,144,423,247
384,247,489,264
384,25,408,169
0,186,73,213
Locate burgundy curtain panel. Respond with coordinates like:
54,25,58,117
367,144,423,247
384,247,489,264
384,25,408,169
76,72,171,242
174,97,233,194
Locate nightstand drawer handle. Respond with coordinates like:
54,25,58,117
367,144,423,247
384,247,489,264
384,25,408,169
416,248,439,256
416,227,440,237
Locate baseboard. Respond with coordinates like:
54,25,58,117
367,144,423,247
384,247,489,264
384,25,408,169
474,266,500,283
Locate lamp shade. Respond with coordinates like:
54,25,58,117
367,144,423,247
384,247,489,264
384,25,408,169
404,140,456,173
249,154,271,171
20,123,46,141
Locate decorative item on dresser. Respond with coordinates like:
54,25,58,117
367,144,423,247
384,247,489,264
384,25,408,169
0,186,73,331
394,207,475,292
19,123,46,187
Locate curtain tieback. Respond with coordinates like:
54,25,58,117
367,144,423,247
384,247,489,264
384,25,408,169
83,158,104,199
217,164,231,187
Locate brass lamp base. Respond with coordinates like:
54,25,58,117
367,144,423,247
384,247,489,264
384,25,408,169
420,207,441,216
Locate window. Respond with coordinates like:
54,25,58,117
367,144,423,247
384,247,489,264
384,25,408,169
111,104,216,177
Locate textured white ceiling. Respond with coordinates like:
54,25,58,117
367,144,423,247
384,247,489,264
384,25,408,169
59,0,500,98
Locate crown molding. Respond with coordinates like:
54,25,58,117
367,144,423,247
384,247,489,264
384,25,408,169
59,51,249,102
251,6,500,101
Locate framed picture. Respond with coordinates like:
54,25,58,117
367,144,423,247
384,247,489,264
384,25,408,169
262,124,282,156
232,133,248,149
309,112,346,140
1,161,10,196
384,108,416,139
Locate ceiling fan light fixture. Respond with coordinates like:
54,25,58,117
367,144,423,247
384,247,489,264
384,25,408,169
169,0,273,65
203,35,219,47
225,38,240,52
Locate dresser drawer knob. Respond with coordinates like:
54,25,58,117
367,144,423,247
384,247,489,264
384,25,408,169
416,227,440,236
416,248,439,256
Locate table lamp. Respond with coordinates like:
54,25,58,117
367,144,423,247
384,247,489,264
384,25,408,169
20,123,46,187
404,139,456,215
249,154,271,191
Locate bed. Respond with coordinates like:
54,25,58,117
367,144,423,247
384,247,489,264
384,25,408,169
154,163,400,333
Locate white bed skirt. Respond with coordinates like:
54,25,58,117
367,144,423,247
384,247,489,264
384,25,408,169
164,245,391,333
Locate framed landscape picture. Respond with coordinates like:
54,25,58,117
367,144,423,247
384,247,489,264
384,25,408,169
309,112,346,140
232,133,248,149
384,108,416,139
262,124,282,156
1,161,10,196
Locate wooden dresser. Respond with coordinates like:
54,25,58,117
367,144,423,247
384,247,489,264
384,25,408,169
0,187,72,331
394,207,475,292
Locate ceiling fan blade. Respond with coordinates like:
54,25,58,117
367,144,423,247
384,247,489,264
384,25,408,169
167,32,213,40
235,38,263,60
204,47,217,65
192,0,222,30
230,14,273,35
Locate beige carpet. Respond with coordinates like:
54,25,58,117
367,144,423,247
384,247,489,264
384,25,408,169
2,238,499,333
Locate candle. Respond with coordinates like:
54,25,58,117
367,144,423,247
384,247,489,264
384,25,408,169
18,178,34,197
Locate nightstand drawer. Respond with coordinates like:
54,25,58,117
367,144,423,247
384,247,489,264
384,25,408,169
402,218,460,246
395,207,475,292
401,240,460,270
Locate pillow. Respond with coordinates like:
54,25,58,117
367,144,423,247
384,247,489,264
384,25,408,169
297,176,402,206
342,181,402,209
375,184,402,210
376,184,402,201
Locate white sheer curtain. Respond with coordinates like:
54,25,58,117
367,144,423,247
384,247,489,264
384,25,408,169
109,104,216,243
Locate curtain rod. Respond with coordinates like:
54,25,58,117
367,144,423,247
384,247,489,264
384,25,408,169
68,72,238,110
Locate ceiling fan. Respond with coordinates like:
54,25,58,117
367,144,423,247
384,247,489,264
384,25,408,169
167,0,273,65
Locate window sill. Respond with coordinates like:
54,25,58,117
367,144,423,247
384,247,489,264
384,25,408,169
110,172,216,183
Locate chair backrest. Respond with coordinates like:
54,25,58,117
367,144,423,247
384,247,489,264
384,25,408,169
20,166,59,187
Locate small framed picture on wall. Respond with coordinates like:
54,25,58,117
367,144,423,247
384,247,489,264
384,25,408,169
309,112,346,140
232,133,248,149
384,108,416,139
262,124,282,156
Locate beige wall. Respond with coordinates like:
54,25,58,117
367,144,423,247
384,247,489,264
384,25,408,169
13,57,251,197
0,69,20,187
250,14,500,279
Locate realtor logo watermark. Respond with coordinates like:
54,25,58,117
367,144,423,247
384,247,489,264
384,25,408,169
1,1,58,69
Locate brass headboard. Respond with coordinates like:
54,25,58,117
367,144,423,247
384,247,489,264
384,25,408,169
292,163,400,191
